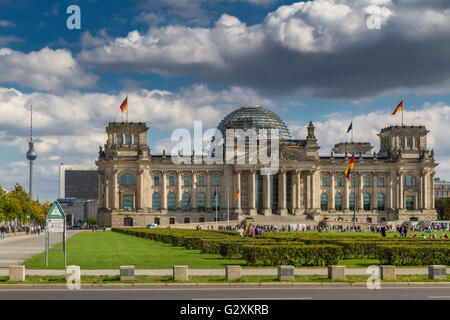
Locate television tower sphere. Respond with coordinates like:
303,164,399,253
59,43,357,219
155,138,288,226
26,142,37,160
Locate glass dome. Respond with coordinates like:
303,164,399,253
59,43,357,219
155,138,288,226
216,105,292,139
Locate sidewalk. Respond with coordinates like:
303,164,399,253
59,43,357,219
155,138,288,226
1,267,448,277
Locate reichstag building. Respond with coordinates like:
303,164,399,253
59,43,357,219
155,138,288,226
96,105,438,227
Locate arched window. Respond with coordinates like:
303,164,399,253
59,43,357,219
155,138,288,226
152,193,161,211
320,193,328,211
377,193,385,211
117,135,123,144
120,173,135,186
182,192,190,211
349,193,355,211
404,175,416,186
335,193,342,211
125,135,131,144
197,193,205,211
212,192,220,209
363,193,371,211
167,192,176,211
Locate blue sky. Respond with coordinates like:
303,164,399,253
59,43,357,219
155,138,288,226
0,0,449,201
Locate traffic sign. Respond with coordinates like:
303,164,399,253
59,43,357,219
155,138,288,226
45,201,67,267
47,202,65,218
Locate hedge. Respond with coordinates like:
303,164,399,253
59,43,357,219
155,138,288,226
242,244,343,266
375,245,450,266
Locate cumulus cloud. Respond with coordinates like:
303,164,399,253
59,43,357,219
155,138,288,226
0,20,15,27
79,0,450,99
0,84,272,199
288,101,450,178
0,47,97,91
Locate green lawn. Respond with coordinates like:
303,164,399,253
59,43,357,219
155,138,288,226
23,230,447,269
24,231,245,269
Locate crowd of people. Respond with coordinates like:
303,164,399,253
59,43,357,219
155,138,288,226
0,224,43,240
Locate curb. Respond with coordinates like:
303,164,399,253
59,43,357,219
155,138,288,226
0,282,448,289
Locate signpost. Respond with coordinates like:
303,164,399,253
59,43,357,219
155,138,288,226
45,201,67,267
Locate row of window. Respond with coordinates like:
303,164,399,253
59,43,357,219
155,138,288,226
119,173,220,187
122,192,221,211
117,134,139,145
320,193,416,211
321,175,417,188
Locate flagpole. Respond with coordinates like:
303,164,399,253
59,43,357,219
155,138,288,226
351,121,353,143
353,153,356,231
126,95,128,123
401,97,404,126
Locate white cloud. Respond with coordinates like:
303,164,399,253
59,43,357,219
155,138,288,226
0,20,15,27
0,84,272,200
288,101,450,179
79,0,450,99
0,47,97,91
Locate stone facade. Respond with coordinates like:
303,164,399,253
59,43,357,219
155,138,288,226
96,106,438,227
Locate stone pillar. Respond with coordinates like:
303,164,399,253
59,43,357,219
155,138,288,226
177,171,182,210
161,171,167,211
311,170,321,212
113,169,119,209
278,170,287,216
206,171,212,211
248,170,257,216
431,172,435,209
358,172,364,212
344,175,350,212
291,171,297,215
295,170,302,215
191,171,197,210
398,172,404,210
387,172,393,210
306,172,311,210
329,172,335,212
262,173,271,216
419,171,424,210
104,177,110,209
371,174,377,211
137,169,143,209
234,170,242,214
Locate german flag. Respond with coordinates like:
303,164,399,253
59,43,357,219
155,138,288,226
120,96,128,112
234,189,240,201
391,100,403,115
345,156,355,181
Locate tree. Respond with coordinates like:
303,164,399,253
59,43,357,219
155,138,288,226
435,198,450,220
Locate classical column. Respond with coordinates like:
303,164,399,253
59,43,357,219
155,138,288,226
329,172,335,212
430,172,435,209
291,171,297,215
113,169,119,209
148,170,153,211
306,171,311,210
398,172,404,210
295,170,303,215
191,171,197,210
419,171,424,210
234,170,242,214
344,175,350,212
161,170,168,212
311,170,321,212
262,173,271,216
97,173,103,208
371,174,377,211
358,172,364,212
248,170,257,216
206,171,212,211
104,176,110,209
278,170,287,216
137,169,143,209
177,171,182,210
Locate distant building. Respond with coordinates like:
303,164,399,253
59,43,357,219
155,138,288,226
58,164,98,224
434,178,450,199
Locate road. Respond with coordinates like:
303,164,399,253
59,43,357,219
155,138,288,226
0,231,78,268
0,286,449,300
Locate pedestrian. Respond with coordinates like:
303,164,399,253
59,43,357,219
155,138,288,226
0,225,6,240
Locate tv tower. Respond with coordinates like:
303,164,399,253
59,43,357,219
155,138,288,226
26,105,37,200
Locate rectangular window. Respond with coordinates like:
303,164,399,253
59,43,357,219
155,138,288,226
154,176,160,186
198,176,205,186
378,177,385,187
184,217,190,224
336,177,342,187
350,177,355,187
406,196,414,210
414,137,419,148
154,218,160,225
322,177,328,187
134,135,139,144
364,177,371,187
123,195,133,211
213,176,219,186
169,218,175,224
169,176,175,186
125,135,131,144
184,176,190,186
